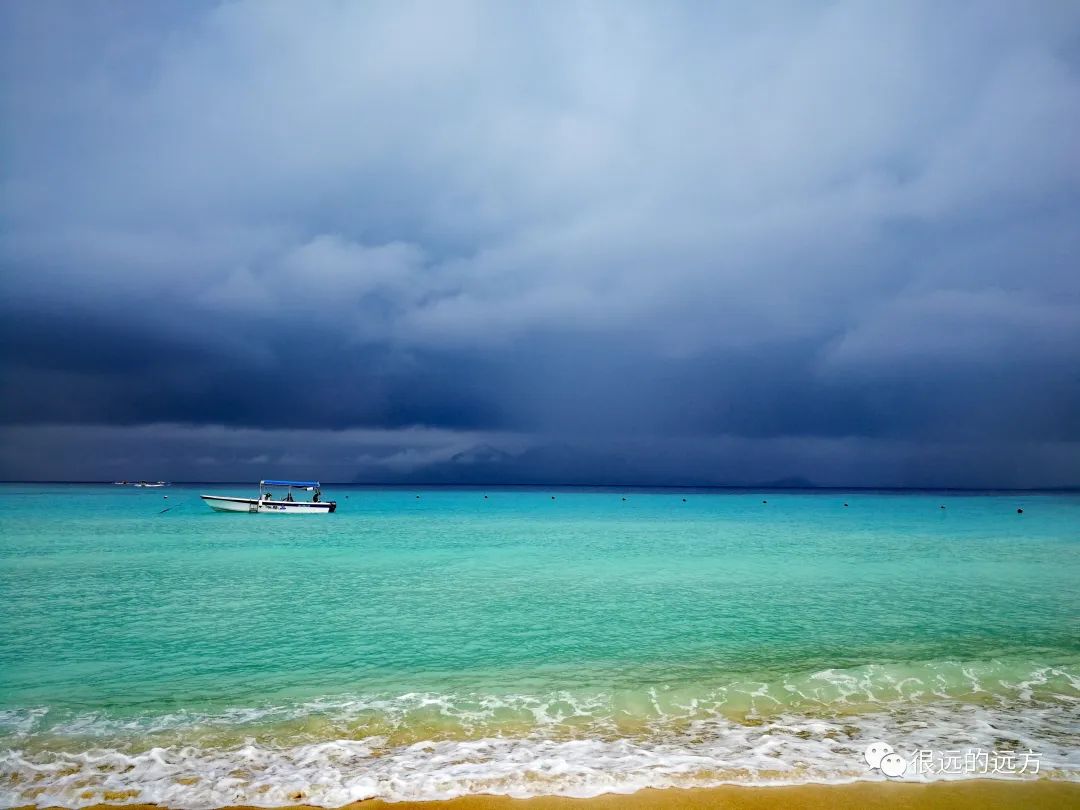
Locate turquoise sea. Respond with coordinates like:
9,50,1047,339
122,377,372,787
1,484,1078,806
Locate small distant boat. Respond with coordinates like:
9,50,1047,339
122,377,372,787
134,481,168,488
201,480,337,514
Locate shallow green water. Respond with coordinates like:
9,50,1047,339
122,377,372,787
1,484,1077,805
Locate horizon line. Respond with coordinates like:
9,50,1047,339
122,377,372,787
2,480,1078,493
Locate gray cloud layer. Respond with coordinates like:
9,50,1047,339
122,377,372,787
2,1,1079,485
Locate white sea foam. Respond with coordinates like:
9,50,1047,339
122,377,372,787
2,702,1078,809
3,659,1078,808
0,709,48,737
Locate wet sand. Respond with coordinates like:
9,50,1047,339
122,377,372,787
31,780,1080,810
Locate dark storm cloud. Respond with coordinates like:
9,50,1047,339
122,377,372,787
2,1,1079,485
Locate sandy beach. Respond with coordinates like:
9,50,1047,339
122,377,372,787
360,781,1078,808
25,781,1080,810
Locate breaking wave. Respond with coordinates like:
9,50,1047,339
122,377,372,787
3,658,1078,808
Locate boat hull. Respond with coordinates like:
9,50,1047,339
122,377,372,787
200,495,336,514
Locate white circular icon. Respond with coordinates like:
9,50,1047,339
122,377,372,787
864,741,893,769
880,752,907,778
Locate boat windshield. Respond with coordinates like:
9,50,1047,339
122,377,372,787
258,480,321,501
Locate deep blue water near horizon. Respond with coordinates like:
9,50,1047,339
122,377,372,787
1,484,1078,806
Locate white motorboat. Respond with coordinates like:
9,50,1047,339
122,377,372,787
201,480,337,514
134,481,168,487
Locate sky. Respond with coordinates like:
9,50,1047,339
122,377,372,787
1,0,1079,487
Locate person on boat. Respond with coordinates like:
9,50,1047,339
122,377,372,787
312,490,321,503
285,491,294,502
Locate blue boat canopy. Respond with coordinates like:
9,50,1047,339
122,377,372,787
261,479,320,488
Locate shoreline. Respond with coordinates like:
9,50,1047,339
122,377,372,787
22,781,1080,810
